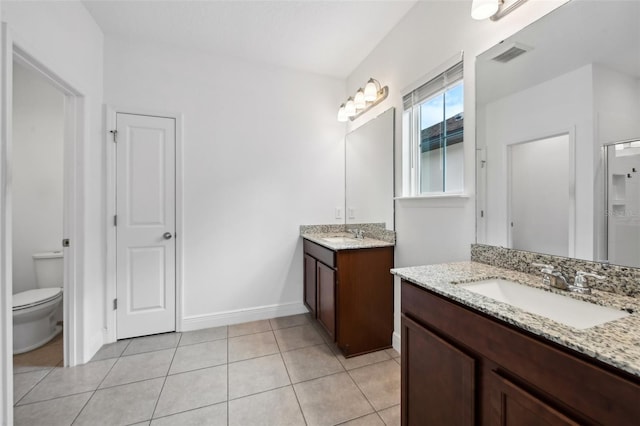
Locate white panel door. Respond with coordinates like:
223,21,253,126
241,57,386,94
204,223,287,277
116,113,175,339
510,134,570,257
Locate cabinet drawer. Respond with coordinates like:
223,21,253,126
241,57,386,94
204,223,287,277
303,240,335,268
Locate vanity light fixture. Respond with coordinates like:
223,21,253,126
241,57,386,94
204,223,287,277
345,97,356,117
337,78,389,122
354,88,366,110
471,0,529,21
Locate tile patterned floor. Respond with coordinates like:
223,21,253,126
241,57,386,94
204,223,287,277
13,314,401,425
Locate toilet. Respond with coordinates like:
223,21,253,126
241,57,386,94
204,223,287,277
12,251,63,354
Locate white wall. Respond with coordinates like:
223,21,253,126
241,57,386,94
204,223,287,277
344,0,568,350
12,62,64,295
103,36,345,328
2,0,104,363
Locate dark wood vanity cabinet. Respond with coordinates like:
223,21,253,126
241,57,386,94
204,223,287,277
303,239,393,356
303,254,317,318
401,280,640,426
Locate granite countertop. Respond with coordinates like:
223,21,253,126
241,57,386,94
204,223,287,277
302,232,395,251
392,261,640,378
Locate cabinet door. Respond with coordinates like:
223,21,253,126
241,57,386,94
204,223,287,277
303,254,317,317
490,372,579,426
401,314,475,426
317,262,336,339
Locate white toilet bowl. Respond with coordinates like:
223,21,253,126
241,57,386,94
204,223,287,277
13,287,63,354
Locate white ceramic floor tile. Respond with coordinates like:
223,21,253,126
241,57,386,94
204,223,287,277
19,358,116,405
154,365,227,418
100,348,174,388
228,320,272,337
228,386,305,426
13,392,92,426
74,378,164,426
281,344,344,383
169,339,226,375
228,331,279,362
122,333,181,356
179,326,227,346
338,413,385,426
151,402,227,426
378,404,400,426
228,353,290,399
294,372,374,426
91,340,130,361
336,350,391,370
269,314,310,330
13,370,49,404
273,324,324,352
348,360,400,411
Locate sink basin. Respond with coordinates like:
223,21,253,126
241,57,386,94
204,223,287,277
321,236,357,243
459,279,629,330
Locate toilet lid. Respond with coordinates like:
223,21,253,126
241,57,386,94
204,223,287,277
13,288,62,310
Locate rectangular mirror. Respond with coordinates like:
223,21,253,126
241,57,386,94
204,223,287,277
345,107,395,230
476,0,640,266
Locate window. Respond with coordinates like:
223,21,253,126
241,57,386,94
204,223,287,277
403,61,464,196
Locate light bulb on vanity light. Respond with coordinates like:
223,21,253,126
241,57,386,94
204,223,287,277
471,0,499,20
364,78,381,102
354,89,366,110
345,97,356,117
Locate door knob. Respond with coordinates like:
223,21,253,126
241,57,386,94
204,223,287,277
163,232,173,240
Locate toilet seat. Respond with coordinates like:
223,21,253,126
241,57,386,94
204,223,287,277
13,287,63,311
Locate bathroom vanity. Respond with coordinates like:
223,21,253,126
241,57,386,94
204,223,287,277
302,232,394,357
393,261,640,425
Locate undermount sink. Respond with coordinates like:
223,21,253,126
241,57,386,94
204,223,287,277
459,279,629,330
321,236,357,243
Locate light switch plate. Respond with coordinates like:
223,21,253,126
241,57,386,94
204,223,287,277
335,207,342,219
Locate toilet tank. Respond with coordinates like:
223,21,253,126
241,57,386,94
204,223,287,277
32,251,63,289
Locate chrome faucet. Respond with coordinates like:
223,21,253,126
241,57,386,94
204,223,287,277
569,271,605,295
550,271,571,290
532,263,569,290
533,263,606,294
348,229,364,239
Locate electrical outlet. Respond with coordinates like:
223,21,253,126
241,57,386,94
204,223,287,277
348,208,356,219
335,207,342,219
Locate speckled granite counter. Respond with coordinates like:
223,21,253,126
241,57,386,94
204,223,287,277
300,223,394,250
301,232,394,251
392,261,640,378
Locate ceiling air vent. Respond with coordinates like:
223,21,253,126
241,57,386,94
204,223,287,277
491,43,532,63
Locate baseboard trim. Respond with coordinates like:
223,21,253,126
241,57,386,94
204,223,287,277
82,331,105,365
392,331,401,354
181,302,309,332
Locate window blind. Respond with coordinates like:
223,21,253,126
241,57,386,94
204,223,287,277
403,61,464,110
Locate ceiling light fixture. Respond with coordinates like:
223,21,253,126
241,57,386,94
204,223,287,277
471,0,528,21
337,78,389,122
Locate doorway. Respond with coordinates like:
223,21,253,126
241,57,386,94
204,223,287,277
11,60,65,359
508,134,572,256
2,28,86,424
111,112,179,340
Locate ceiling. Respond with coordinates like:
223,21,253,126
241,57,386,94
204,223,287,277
82,0,418,79
476,0,640,105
